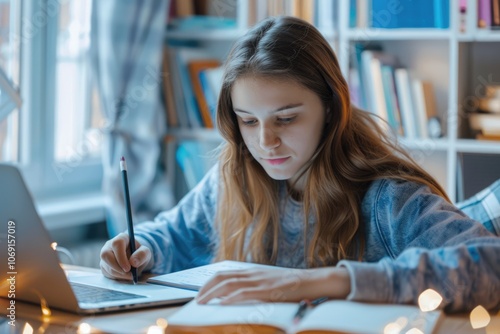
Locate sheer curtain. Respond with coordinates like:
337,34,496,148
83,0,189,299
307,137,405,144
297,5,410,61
90,0,174,236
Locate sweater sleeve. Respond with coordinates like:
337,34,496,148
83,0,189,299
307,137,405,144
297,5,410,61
133,165,219,275
338,179,500,313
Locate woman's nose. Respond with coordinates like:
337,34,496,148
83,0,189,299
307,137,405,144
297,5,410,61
259,126,280,151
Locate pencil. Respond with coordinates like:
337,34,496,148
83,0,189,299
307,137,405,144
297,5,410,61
120,156,138,284
293,297,328,324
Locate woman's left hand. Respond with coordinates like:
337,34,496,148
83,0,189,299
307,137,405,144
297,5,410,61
196,266,351,304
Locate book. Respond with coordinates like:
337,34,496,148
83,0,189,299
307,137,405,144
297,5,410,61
433,0,450,29
368,56,390,129
174,0,194,17
165,299,442,334
202,66,224,96
360,50,398,129
164,48,190,128
411,79,430,138
394,68,418,139
356,0,368,28
478,0,492,28
173,47,224,128
198,69,218,122
187,59,220,128
351,43,383,110
371,0,449,29
148,260,276,291
162,48,179,128
493,0,500,28
381,65,403,135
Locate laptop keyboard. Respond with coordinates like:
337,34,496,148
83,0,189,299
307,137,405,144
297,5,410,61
71,282,146,304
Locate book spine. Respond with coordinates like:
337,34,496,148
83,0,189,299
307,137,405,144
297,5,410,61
176,51,203,128
358,0,369,28
434,0,450,28
381,65,403,135
372,0,447,28
492,0,500,27
162,48,179,128
478,0,492,28
167,49,190,128
368,56,390,129
175,0,194,17
394,68,417,139
349,0,357,28
198,71,218,122
411,79,429,139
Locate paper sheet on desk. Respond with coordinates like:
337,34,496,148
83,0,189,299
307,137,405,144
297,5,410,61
147,260,276,290
165,299,444,334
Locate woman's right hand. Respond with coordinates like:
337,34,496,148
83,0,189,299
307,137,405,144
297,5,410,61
100,232,152,281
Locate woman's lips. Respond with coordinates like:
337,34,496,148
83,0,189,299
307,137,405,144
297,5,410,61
264,157,290,165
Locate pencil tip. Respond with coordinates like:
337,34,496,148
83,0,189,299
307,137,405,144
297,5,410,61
121,156,125,161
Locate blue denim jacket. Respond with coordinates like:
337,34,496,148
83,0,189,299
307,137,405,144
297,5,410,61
134,165,500,312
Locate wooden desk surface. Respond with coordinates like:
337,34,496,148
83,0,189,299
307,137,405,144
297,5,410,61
1,266,499,334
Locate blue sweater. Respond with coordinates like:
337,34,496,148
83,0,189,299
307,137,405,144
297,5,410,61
134,165,500,312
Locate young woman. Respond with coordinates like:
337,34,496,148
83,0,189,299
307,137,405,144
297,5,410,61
100,16,500,312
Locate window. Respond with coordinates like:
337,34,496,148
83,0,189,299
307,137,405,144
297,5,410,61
54,0,103,162
0,0,21,163
38,0,104,198
2,0,105,224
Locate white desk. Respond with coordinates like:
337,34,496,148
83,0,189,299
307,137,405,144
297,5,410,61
1,266,499,334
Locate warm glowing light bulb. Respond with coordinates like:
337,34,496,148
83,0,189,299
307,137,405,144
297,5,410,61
42,306,52,317
51,242,57,250
78,323,92,334
156,318,168,328
22,323,34,334
406,328,424,334
147,325,164,334
383,322,403,334
470,305,491,329
418,289,442,312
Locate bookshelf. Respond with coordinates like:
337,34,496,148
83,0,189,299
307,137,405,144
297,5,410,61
164,0,500,202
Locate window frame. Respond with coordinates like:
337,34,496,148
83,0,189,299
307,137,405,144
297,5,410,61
17,0,104,226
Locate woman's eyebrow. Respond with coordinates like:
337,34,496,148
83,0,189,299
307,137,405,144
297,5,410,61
233,103,303,114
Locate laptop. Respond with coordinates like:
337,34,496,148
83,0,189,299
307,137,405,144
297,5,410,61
0,164,197,314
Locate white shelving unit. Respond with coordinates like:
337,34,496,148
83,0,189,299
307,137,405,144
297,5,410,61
165,0,500,202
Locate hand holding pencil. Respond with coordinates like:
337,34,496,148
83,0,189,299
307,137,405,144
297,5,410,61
120,156,138,284
98,157,153,281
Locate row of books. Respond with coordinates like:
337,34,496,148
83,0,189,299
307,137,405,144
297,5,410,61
169,0,237,19
349,0,450,29
169,0,317,28
168,1,500,33
168,0,335,32
162,46,223,129
254,0,316,24
349,45,441,139
474,0,500,30
167,0,238,32
162,43,442,138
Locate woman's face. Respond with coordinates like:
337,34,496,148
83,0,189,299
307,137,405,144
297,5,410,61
231,76,326,193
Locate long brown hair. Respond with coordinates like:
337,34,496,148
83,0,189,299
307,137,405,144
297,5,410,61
215,16,448,267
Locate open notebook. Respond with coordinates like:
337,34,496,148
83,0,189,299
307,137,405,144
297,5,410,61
147,260,276,290
165,299,442,334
